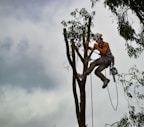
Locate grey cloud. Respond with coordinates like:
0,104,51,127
0,37,57,90
0,0,71,22
0,37,13,51
0,0,49,22
0,86,75,127
0,114,50,127
0,110,73,127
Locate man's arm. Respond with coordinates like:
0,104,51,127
94,42,109,54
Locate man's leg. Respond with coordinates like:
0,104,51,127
94,65,107,82
78,58,102,80
86,58,102,75
95,65,110,88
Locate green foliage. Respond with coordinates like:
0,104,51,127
118,22,135,41
104,0,123,13
126,43,138,58
92,0,144,58
110,106,144,127
105,0,144,57
105,66,144,127
61,8,95,42
104,0,144,24
116,106,144,127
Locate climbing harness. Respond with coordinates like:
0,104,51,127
110,65,118,82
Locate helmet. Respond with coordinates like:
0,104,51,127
93,33,103,41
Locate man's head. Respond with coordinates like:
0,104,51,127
93,33,103,42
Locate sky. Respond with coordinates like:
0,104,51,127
0,0,143,127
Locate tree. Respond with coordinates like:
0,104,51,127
91,0,144,58
62,8,95,127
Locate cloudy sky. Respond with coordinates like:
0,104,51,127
0,0,143,127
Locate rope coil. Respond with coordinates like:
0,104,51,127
107,81,119,111
106,69,119,111
89,71,119,127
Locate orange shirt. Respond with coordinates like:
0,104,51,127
94,41,109,55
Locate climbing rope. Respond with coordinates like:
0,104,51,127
105,69,119,111
89,66,119,127
107,82,119,111
90,74,94,127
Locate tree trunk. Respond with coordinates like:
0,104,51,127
79,82,86,127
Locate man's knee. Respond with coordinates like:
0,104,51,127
94,69,99,76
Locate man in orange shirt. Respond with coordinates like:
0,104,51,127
86,33,114,88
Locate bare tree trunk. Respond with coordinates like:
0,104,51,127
79,81,86,127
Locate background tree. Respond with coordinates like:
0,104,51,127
105,65,144,127
62,8,95,127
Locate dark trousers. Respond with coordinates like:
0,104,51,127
86,57,111,82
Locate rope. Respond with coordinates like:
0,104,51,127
89,69,119,127
90,74,94,127
107,82,119,111
105,70,119,111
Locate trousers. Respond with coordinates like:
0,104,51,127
86,57,111,82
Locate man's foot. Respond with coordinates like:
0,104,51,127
102,79,110,89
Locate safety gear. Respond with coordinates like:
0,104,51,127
93,33,103,41
110,66,118,76
110,65,118,82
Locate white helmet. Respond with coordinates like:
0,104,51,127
93,33,103,41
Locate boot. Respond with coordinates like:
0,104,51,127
102,79,110,89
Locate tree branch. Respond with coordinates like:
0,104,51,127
71,44,81,84
88,50,94,60
63,28,73,67
83,17,92,74
71,40,84,63
72,74,80,125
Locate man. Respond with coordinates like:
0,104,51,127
86,33,114,88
